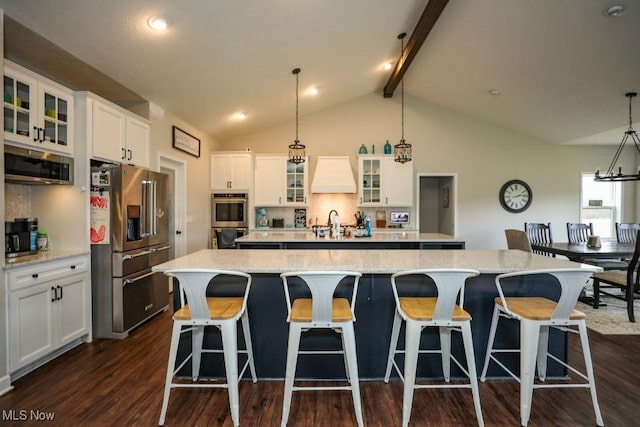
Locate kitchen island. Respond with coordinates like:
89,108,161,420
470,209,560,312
236,231,465,249
153,249,598,381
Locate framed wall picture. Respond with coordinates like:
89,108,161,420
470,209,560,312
172,126,200,157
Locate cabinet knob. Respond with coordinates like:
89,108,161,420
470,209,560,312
32,273,39,278
70,265,76,270
176,230,182,235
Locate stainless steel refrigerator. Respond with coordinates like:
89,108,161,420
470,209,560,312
90,164,171,339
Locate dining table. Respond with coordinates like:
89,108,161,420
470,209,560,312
530,241,635,263
530,241,634,305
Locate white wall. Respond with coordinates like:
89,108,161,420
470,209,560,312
219,92,638,249
148,110,219,254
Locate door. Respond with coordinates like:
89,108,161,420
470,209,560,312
115,164,148,252
418,174,456,235
9,284,56,370
148,170,170,246
57,275,89,345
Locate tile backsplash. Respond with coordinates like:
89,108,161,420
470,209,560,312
5,184,31,221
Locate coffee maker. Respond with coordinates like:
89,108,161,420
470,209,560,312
5,218,38,257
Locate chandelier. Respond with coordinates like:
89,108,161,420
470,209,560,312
394,32,412,164
594,92,640,182
288,68,306,164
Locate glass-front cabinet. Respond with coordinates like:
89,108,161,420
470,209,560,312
4,61,73,155
359,157,381,204
286,160,307,204
358,155,414,207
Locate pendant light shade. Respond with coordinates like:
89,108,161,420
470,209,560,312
394,32,412,164
594,92,640,182
288,68,306,164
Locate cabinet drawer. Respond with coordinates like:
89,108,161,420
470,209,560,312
7,256,89,292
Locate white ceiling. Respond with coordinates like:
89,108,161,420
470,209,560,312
0,0,638,145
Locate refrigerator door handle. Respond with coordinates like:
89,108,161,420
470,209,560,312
151,180,157,236
121,249,153,260
141,180,151,237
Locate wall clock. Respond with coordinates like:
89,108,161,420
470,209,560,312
499,179,532,213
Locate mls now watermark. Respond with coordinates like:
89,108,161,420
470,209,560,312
2,409,56,421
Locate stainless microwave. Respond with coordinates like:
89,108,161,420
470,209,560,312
4,145,74,185
211,193,248,228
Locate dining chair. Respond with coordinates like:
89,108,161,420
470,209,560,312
480,268,604,427
592,230,640,322
280,271,364,427
524,223,553,256
505,229,532,252
616,223,640,244
384,269,484,427
567,222,628,270
159,269,257,426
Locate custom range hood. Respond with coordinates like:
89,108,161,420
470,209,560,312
311,156,356,193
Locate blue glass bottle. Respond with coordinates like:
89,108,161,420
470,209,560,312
359,144,368,154
384,140,392,154
365,216,372,237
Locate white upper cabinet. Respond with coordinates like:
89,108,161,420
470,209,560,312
358,155,413,206
4,61,74,155
211,153,253,191
254,155,308,206
125,115,151,168
76,92,150,168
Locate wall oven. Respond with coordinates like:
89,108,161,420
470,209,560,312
211,193,248,228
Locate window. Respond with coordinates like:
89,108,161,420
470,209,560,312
580,173,621,239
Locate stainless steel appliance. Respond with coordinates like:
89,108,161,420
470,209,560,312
211,193,248,248
5,218,38,257
4,145,73,185
90,164,171,339
211,193,248,228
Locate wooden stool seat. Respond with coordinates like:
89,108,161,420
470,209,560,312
290,298,352,322
495,297,585,320
399,297,471,321
174,297,244,320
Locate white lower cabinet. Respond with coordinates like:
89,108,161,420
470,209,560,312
7,255,91,374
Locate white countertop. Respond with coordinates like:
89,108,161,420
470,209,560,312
3,249,90,270
153,249,599,275
237,231,463,243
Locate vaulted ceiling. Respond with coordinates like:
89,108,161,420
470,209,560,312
1,0,638,145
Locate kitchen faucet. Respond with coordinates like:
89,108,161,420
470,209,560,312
327,210,338,228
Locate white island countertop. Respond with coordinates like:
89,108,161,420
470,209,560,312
153,249,599,275
237,231,464,243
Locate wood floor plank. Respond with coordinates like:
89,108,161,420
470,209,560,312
1,303,639,426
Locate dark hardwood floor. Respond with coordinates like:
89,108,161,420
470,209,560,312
1,301,639,426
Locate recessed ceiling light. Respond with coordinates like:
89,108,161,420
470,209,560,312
232,112,247,121
489,89,500,96
306,87,319,96
602,4,625,17
147,15,169,31
383,62,393,71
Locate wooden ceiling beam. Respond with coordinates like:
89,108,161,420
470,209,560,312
383,0,449,98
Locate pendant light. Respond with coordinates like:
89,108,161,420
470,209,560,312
394,32,412,164
288,68,306,164
594,92,640,182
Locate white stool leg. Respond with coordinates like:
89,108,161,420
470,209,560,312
159,321,182,425
578,321,604,426
461,322,484,427
384,309,402,382
402,320,421,427
221,321,240,427
342,323,364,427
536,325,549,381
340,329,351,382
439,326,452,382
241,311,257,382
520,320,540,427
281,323,302,427
191,325,205,381
480,304,500,381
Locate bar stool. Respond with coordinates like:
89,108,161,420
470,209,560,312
280,271,363,427
480,268,604,426
159,269,257,426
384,269,483,427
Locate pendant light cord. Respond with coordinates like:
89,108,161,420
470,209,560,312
400,35,405,141
293,68,300,142
628,92,635,132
